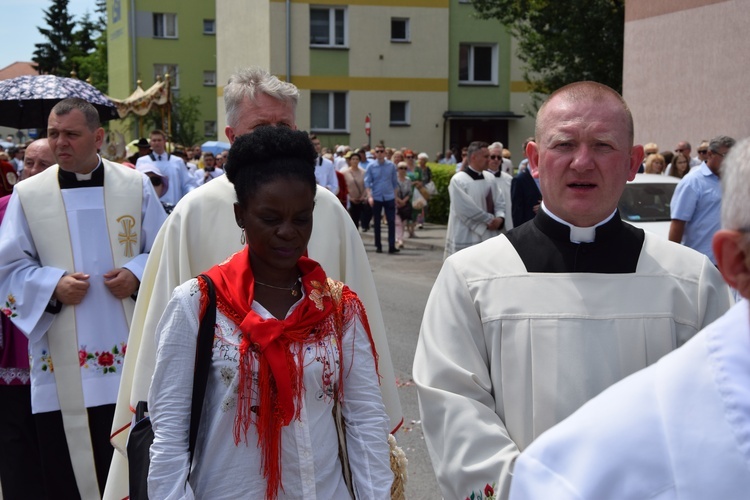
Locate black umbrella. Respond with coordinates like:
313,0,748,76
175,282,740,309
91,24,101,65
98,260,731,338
0,74,119,129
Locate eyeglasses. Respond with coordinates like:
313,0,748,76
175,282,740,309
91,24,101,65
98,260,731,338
375,149,385,153
149,176,163,187
698,150,708,154
713,151,726,158
398,167,407,170
405,155,414,159
674,148,685,152
490,155,502,160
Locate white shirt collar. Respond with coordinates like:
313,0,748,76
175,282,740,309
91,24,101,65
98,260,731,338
74,155,102,181
541,202,617,243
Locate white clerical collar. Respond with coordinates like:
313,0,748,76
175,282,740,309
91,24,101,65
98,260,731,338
75,155,103,181
541,202,617,243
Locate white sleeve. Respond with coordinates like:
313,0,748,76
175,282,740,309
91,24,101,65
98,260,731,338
147,281,200,500
413,258,518,500
0,193,65,342
448,177,493,235
339,299,392,500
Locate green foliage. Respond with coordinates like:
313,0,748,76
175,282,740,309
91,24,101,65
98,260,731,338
145,94,204,147
471,0,625,112
425,163,456,225
33,0,76,76
34,0,109,93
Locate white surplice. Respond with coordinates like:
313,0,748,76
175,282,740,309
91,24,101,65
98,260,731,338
444,169,506,259
413,233,732,500
0,169,165,412
510,300,750,500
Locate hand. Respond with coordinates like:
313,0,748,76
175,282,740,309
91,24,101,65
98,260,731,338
53,273,90,305
487,217,504,231
103,268,140,299
368,195,374,207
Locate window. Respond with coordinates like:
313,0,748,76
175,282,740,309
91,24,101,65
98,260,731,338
310,7,347,47
153,13,177,38
459,43,498,85
311,92,347,132
391,18,410,42
390,101,410,126
204,121,217,137
203,19,215,35
203,71,216,86
154,64,179,90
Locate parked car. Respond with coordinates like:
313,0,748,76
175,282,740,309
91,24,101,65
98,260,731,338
618,174,679,238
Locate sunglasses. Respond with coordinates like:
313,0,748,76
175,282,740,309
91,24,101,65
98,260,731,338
405,155,414,159
398,167,407,170
490,155,502,160
698,150,708,154
375,149,385,153
149,176,163,187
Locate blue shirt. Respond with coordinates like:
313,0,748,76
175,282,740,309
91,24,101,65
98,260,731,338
670,162,722,264
364,159,398,201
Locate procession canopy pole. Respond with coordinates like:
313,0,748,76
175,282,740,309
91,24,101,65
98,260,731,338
165,74,172,150
137,80,144,138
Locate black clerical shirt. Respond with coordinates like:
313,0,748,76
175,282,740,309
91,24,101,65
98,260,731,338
505,209,645,273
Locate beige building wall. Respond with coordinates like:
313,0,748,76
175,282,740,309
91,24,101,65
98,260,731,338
623,0,748,149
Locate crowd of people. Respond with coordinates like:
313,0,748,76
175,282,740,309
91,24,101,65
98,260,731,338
0,68,748,500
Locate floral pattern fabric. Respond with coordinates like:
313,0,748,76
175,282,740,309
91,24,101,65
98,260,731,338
36,343,127,375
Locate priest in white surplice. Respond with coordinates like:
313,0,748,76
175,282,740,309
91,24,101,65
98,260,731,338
413,82,733,500
443,140,506,259
0,98,166,499
103,68,403,499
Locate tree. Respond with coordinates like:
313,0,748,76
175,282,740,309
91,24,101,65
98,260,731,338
146,94,204,147
471,0,625,111
33,0,76,76
70,0,109,93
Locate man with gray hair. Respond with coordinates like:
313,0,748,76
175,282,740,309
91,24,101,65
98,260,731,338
510,137,750,500
487,141,513,231
669,135,735,265
105,67,403,498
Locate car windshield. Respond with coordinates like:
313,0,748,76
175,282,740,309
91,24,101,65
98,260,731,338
618,182,676,222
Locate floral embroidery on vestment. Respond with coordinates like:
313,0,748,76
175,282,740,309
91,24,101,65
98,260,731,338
3,294,18,318
0,367,31,385
467,482,497,500
38,343,127,374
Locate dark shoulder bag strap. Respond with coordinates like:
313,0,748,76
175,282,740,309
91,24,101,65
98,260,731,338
188,274,216,462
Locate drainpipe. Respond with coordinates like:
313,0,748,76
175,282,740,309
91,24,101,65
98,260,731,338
286,0,291,82
130,0,137,90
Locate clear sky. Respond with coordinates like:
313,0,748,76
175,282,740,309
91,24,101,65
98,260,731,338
1,0,98,71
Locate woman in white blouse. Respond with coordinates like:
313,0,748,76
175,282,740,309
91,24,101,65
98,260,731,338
148,126,392,499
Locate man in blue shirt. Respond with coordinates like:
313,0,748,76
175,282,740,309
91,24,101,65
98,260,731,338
669,135,735,264
365,145,399,254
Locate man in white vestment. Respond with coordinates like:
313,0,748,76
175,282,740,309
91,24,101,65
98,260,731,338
487,141,514,232
135,129,198,206
0,98,166,499
413,82,733,500
104,67,403,498
444,140,506,259
510,137,750,500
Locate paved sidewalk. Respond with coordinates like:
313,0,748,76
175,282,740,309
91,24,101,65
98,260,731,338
359,222,447,252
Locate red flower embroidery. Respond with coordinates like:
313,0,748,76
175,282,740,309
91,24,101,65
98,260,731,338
79,349,87,366
484,484,494,497
98,352,114,367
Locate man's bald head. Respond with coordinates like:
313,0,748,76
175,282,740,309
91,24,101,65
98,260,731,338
536,81,635,147
22,138,56,180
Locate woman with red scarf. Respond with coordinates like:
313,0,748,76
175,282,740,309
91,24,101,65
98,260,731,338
147,127,392,499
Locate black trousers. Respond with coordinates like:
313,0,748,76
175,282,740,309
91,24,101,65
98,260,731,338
0,385,47,500
348,201,372,230
34,403,116,499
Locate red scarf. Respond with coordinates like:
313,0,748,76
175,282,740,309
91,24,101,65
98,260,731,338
201,247,378,499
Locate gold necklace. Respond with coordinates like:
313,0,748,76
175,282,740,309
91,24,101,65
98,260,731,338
254,277,301,297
